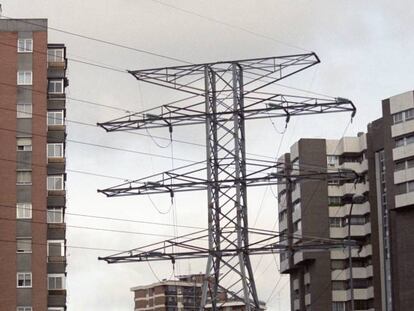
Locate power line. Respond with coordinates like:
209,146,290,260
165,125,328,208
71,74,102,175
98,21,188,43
2,15,192,65
0,125,197,165
147,0,311,53
0,83,274,161
0,215,177,239
0,202,203,231
0,39,128,74
0,237,123,253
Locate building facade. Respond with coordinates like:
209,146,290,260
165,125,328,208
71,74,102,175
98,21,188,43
367,90,414,311
131,274,265,311
131,275,203,311
0,19,68,311
278,90,414,311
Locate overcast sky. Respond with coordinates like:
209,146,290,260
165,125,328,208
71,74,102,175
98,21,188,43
3,0,414,310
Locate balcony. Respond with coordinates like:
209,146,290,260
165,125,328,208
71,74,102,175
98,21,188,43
328,183,369,197
48,290,66,306
391,118,414,138
331,265,373,280
395,191,414,208
48,256,66,263
338,160,368,173
305,293,311,306
329,202,370,218
329,222,371,239
393,143,414,161
330,244,372,259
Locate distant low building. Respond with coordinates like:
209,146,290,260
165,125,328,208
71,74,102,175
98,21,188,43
131,274,266,310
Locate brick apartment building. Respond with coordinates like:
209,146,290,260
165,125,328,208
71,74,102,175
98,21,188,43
0,19,68,310
278,90,414,311
131,274,266,311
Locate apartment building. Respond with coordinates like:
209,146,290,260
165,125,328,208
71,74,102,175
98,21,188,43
131,274,265,310
278,90,414,311
367,90,414,311
278,135,373,311
131,274,203,311
0,19,68,310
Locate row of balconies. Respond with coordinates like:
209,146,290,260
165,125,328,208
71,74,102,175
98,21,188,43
331,244,372,259
329,222,371,239
332,286,374,301
328,183,369,197
331,265,374,280
329,202,370,218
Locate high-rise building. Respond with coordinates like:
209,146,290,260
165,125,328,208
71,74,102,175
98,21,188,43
278,90,414,311
0,19,68,311
367,90,414,311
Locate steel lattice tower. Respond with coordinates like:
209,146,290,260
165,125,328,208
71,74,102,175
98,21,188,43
97,53,357,310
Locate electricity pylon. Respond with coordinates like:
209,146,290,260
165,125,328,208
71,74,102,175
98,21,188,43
97,53,356,310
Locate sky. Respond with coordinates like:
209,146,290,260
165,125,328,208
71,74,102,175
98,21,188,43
3,0,414,310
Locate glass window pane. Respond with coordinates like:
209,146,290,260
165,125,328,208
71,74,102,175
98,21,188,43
17,203,32,219
406,108,414,121
47,208,63,223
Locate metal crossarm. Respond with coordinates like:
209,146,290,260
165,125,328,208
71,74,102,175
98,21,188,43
98,159,359,197
127,53,320,95
98,95,355,132
97,53,357,310
98,228,359,263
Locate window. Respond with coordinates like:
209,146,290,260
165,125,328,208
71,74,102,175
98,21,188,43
17,138,32,151
328,196,342,206
331,260,346,270
16,203,32,219
332,281,347,290
293,199,301,213
407,158,414,169
393,112,404,124
48,79,64,94
327,155,339,166
395,134,414,148
395,161,406,171
17,273,32,288
17,38,33,53
332,302,346,311
47,111,64,126
47,175,64,191
408,180,414,192
407,135,414,145
47,240,65,257
17,307,32,311
17,239,32,253
395,137,405,147
47,143,64,158
48,274,65,290
329,217,342,228
16,103,32,118
17,71,32,85
47,48,64,62
279,210,287,222
293,220,301,232
347,216,366,225
16,171,32,185
47,208,64,223
406,108,414,121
